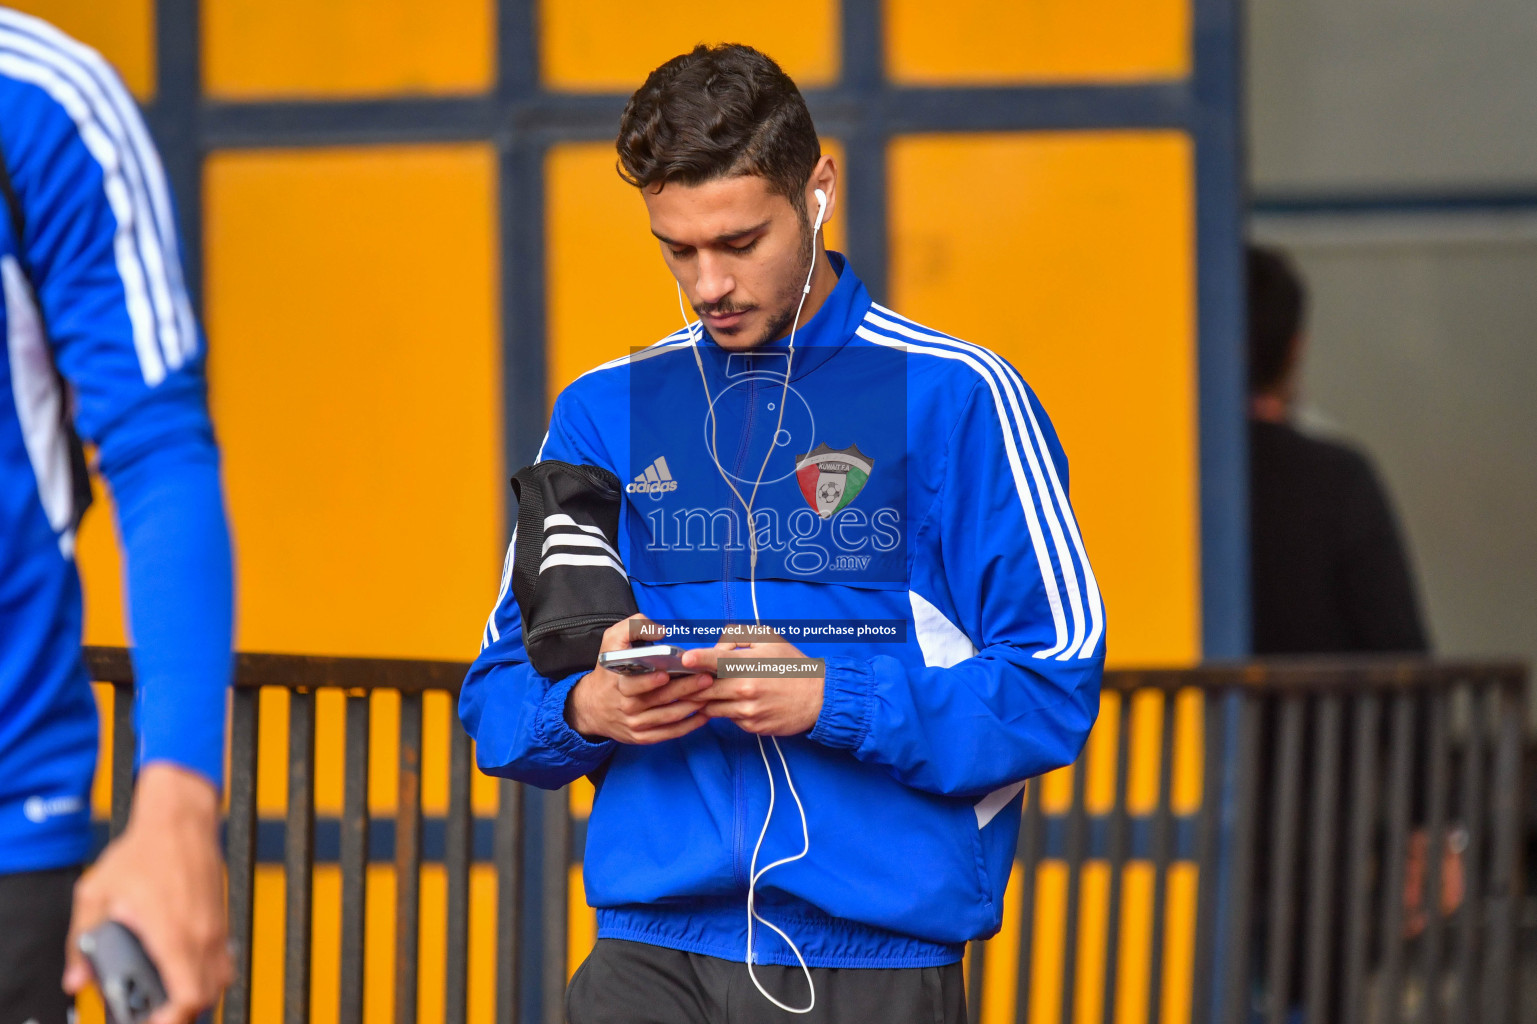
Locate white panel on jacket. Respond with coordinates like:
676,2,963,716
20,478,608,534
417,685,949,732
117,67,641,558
4,256,73,558
908,588,1028,829
909,589,976,669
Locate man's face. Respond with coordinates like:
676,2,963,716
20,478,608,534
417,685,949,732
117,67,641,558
644,174,813,352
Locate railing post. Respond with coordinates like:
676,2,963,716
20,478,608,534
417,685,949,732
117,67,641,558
284,688,317,1024
395,692,424,1024
1379,693,1417,1023
1013,775,1045,1024
495,778,523,1024
222,684,261,1024
1302,693,1343,1024
445,713,473,1024
1341,693,1381,1024
1146,688,1180,1024
110,680,135,838
1451,684,1487,1024
1059,740,1091,1024
1212,688,1261,1024
1262,694,1304,1024
1100,691,1134,1024
1482,676,1524,1023
541,787,571,1024
1191,686,1227,1024
339,692,371,1024
1418,687,1451,1024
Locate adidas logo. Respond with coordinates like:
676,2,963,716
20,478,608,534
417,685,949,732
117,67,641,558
626,456,679,495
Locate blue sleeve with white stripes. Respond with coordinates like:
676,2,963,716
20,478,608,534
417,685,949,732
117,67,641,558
458,392,617,790
809,376,1105,798
1,11,233,787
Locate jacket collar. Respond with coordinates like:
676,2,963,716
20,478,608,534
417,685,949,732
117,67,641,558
696,251,871,383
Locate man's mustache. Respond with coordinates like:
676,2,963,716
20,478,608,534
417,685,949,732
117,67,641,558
693,300,755,317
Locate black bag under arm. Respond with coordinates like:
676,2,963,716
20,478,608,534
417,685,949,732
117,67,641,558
510,460,638,679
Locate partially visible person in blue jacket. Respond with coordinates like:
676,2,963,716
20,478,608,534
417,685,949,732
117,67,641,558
461,43,1103,1023
0,9,233,1023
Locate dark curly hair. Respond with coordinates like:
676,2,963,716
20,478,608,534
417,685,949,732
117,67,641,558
616,44,821,215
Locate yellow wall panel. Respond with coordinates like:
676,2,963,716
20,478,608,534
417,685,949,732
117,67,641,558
1171,687,1204,813
1114,863,1155,1024
1161,864,1199,1024
78,474,126,648
203,0,493,99
203,144,501,662
1084,691,1119,813
890,131,1199,669
1039,763,1073,814
546,138,846,398
982,861,1027,1023
887,0,1189,85
1126,690,1164,814
1073,862,1112,1024
1027,861,1068,1024
87,684,113,818
6,0,154,98
542,0,837,92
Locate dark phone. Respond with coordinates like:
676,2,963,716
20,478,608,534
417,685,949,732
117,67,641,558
78,921,167,1024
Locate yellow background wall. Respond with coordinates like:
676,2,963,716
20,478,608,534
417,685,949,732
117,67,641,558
886,0,1190,84
204,0,494,99
9,0,1211,1020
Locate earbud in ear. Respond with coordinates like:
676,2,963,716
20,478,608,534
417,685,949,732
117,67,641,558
812,188,828,231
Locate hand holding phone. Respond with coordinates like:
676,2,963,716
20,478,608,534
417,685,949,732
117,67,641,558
566,615,716,745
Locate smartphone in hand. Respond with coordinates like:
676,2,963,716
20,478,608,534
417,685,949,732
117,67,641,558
598,645,702,677
78,921,166,1024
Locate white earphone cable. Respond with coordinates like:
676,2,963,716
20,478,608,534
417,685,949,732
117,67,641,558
678,189,825,1013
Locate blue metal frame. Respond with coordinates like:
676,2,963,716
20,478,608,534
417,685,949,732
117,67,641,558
138,0,1248,1018
1187,0,1250,1017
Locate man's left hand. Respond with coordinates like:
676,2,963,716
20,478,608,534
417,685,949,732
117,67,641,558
63,762,232,1024
681,633,824,736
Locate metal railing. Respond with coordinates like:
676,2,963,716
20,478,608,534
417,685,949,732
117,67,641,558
85,648,1527,1024
972,660,1530,1024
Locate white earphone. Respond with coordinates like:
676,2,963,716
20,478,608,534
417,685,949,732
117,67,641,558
676,182,828,1014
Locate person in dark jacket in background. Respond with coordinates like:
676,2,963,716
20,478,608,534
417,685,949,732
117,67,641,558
1245,245,1451,1023
1247,244,1428,655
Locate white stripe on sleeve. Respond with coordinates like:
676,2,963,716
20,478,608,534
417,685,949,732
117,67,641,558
868,306,1104,660
0,16,193,373
855,323,1070,656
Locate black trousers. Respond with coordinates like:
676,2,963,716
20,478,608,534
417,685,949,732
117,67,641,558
567,938,966,1024
0,866,78,1024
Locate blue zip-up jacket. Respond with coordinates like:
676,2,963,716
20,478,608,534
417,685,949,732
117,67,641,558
461,253,1103,967
0,8,233,873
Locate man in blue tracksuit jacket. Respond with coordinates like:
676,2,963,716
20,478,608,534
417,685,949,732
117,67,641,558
0,9,233,1022
461,44,1103,1022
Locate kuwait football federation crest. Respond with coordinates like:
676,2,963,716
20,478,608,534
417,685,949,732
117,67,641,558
795,444,874,519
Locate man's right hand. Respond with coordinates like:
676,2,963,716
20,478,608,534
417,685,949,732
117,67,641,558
564,615,715,744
